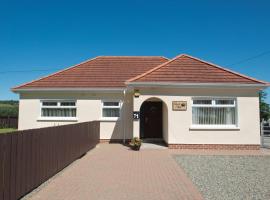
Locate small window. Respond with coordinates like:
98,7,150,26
42,101,57,106
103,102,119,107
193,100,212,105
41,100,77,118
60,102,76,106
102,101,121,118
215,99,234,105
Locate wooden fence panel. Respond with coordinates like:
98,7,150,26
3,134,11,200
10,134,17,200
0,135,5,200
0,117,18,129
0,121,100,200
15,133,22,200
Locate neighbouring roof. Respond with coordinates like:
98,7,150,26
13,54,268,91
13,56,168,89
127,54,267,85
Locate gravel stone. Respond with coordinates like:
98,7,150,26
174,155,270,200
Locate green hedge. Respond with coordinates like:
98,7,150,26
0,104,18,117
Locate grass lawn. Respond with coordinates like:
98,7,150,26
0,128,17,134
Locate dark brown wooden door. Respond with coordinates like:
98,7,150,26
140,102,163,138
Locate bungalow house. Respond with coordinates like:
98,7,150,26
12,54,269,149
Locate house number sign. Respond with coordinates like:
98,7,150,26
172,101,187,111
133,111,140,120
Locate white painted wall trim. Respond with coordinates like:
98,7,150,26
126,82,268,89
189,125,240,130
98,118,119,122
37,117,78,122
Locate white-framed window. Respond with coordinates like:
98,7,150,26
101,100,121,119
40,100,77,119
192,98,237,127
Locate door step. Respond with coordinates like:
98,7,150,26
141,139,168,149
141,138,165,144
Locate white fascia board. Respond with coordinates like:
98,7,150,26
12,87,126,93
126,82,268,89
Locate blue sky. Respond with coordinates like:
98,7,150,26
1,0,270,102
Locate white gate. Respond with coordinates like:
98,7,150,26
261,119,270,148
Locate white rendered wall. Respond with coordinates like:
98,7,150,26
133,87,261,145
18,91,133,140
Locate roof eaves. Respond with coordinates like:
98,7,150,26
126,81,269,89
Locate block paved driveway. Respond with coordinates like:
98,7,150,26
24,143,203,200
24,144,270,200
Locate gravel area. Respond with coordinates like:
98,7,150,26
174,155,270,200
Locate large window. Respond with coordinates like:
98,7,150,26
102,101,121,118
192,98,237,126
40,100,77,119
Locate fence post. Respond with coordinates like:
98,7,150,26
261,119,265,148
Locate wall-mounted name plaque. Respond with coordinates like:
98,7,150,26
172,101,187,111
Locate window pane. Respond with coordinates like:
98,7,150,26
193,100,212,105
192,107,235,125
215,99,234,105
41,108,76,117
103,102,119,107
42,102,57,106
60,102,76,106
102,108,120,117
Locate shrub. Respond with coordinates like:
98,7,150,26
129,137,142,151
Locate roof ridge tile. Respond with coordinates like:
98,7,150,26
98,55,167,58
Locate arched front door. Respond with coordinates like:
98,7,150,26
140,101,163,139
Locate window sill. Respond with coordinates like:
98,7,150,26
99,117,119,122
189,125,240,131
37,117,78,122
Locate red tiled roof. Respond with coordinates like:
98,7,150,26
13,56,168,89
128,54,267,84
13,54,267,91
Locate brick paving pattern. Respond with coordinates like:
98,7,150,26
24,144,203,200
24,144,270,200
